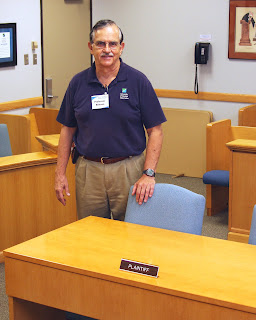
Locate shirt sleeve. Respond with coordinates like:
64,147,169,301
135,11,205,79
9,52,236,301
138,75,166,129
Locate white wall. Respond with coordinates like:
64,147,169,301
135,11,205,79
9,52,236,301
0,0,42,111
92,0,256,125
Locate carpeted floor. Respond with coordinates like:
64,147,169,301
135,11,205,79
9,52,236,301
0,174,228,320
0,263,8,320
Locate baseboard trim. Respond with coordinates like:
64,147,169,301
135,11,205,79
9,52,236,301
228,232,249,243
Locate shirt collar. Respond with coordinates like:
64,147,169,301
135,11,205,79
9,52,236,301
88,58,127,84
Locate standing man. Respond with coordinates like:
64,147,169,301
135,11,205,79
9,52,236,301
55,19,166,221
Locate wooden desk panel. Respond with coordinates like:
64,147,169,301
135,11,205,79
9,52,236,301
227,139,256,242
4,217,256,319
0,152,76,253
157,108,212,178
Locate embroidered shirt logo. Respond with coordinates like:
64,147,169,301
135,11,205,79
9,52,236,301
120,88,129,100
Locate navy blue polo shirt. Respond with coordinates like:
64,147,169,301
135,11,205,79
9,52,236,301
57,59,166,158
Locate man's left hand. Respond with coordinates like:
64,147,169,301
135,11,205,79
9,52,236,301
132,175,156,205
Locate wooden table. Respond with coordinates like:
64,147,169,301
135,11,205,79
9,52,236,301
4,216,256,320
36,134,60,152
227,139,256,243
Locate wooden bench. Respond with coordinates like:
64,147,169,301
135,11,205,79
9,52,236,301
239,104,256,127
0,108,61,155
29,107,61,135
205,119,256,216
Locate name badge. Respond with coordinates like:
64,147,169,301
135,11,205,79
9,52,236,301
120,259,159,278
91,93,109,110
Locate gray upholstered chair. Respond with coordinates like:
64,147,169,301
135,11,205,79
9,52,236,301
249,205,256,245
0,124,12,157
125,183,206,235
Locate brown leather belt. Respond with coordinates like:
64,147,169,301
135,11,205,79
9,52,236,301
83,156,129,164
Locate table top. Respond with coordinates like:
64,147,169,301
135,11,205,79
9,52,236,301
4,216,256,313
36,134,60,152
227,139,256,153
0,151,57,172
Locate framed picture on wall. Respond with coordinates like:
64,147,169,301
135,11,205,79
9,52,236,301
0,23,17,68
229,0,256,59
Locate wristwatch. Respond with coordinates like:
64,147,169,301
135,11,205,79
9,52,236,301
143,168,156,177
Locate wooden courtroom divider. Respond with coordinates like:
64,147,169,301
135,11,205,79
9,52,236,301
204,120,256,217
0,108,61,155
0,152,76,263
157,108,213,178
239,104,256,127
204,120,256,242
29,107,61,135
0,113,40,155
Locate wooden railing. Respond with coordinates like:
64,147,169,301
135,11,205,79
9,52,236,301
0,97,43,112
1,91,256,113
155,89,256,104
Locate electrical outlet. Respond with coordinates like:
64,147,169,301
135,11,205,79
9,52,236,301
33,54,37,65
24,54,29,65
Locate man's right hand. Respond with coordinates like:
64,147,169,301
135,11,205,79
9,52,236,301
55,172,70,206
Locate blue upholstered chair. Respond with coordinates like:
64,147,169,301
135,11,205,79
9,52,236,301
125,183,206,235
249,205,256,245
0,124,12,157
203,170,229,188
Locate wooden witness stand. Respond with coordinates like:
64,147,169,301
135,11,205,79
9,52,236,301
4,216,256,320
0,134,76,263
227,139,256,243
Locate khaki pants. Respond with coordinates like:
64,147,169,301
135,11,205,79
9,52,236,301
75,153,145,221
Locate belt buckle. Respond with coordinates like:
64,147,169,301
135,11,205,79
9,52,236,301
101,157,107,164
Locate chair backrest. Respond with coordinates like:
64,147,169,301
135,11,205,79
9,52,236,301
29,107,61,135
239,104,256,127
0,114,32,154
125,183,206,235
206,119,232,172
0,124,12,157
249,205,256,245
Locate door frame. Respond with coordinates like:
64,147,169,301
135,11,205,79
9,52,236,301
40,0,93,108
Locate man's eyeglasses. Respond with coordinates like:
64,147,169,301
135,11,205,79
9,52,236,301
93,41,120,50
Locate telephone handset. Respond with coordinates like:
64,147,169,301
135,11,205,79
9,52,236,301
195,42,210,64
194,42,210,94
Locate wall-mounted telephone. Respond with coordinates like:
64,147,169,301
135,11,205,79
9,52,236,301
194,42,210,64
194,42,211,94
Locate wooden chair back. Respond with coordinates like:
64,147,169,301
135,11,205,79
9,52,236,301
0,114,32,154
29,107,61,135
206,119,256,172
238,104,256,127
206,119,232,172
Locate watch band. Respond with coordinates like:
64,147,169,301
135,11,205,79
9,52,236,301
143,168,156,177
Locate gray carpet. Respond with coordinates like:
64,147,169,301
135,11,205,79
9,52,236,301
0,263,8,320
0,174,228,320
